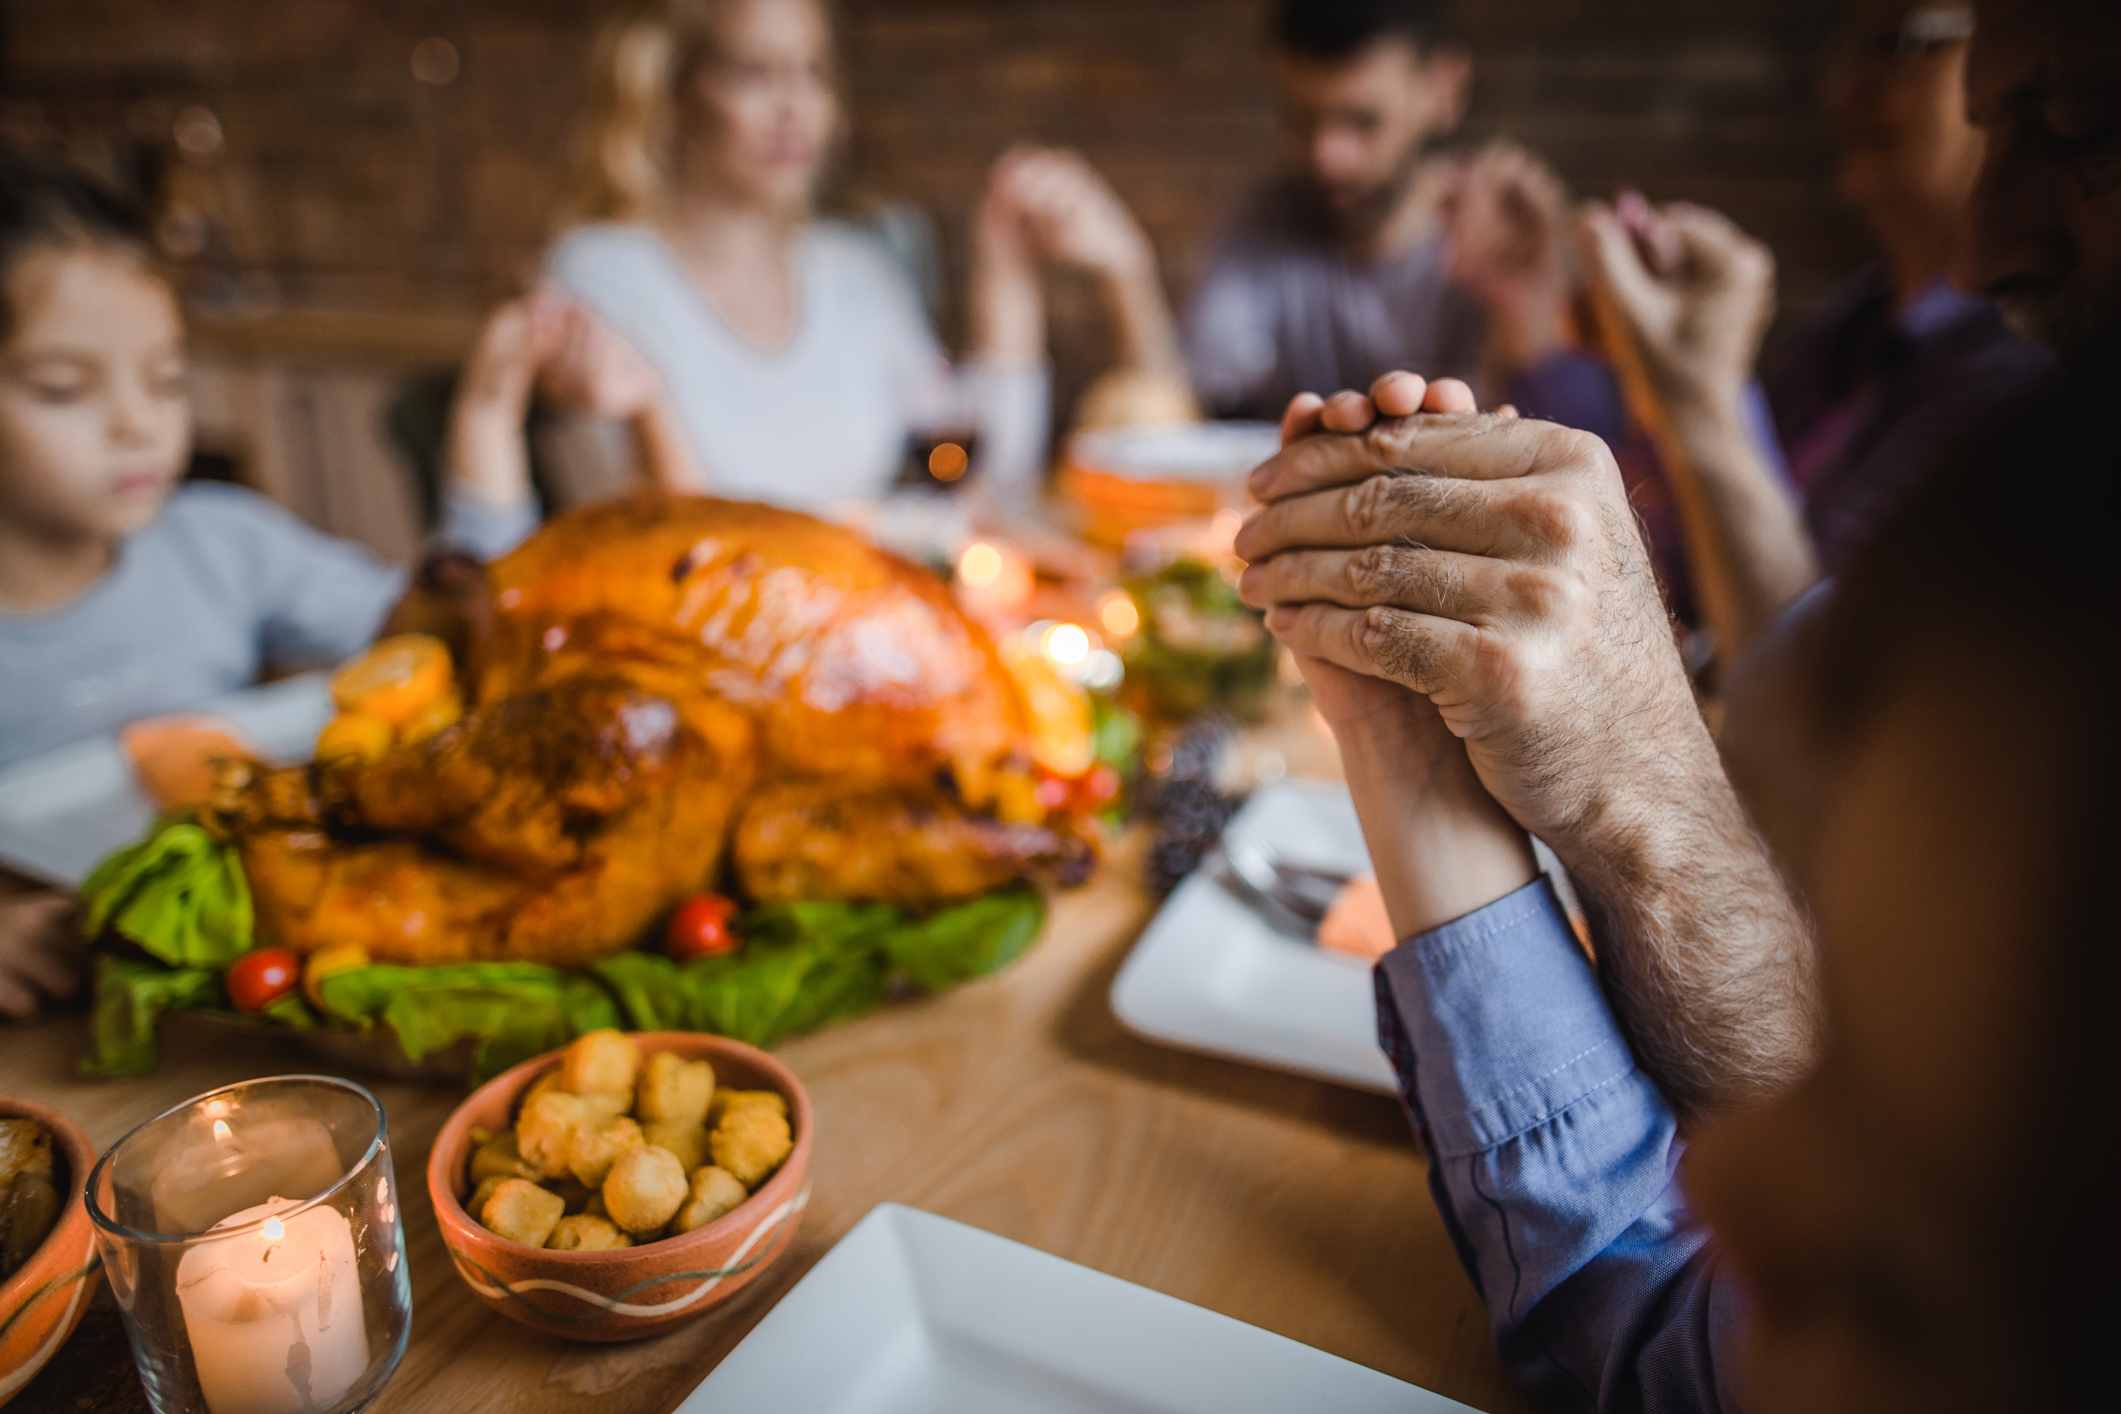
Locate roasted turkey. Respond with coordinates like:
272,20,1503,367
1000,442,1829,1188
216,496,1092,966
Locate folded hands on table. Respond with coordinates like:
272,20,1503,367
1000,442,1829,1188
1236,372,1813,1115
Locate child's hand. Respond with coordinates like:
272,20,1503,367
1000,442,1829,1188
0,892,83,1020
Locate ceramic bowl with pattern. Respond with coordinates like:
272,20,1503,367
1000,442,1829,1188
427,1032,811,1342
0,1097,98,1407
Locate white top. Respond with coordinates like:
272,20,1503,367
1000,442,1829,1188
547,221,1047,513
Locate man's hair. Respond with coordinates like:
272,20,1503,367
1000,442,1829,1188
1270,0,1451,60
1818,374,2113,1405
0,160,156,342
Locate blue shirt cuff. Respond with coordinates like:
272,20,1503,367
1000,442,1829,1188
438,488,540,561
1376,879,1639,1159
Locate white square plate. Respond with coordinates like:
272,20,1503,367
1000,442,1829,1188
678,1203,1474,1413
1111,778,1578,1095
1110,779,1397,1092
0,672,332,887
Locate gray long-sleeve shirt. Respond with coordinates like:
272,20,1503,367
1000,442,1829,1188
0,482,533,766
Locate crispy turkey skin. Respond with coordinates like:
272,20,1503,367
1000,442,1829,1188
222,496,1092,965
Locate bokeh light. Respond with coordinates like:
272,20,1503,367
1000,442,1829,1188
958,542,1003,587
928,442,970,481
1042,623,1091,666
1097,590,1140,638
412,38,461,85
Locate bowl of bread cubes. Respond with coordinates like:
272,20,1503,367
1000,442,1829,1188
427,1029,811,1340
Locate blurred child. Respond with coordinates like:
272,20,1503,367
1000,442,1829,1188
0,161,662,1016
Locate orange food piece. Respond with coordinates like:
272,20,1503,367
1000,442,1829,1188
997,639,1093,780
396,688,463,746
329,634,454,727
315,713,394,764
121,716,260,812
1316,873,1397,962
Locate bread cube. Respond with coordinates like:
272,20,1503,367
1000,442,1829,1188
546,1214,633,1251
466,1174,508,1219
568,1116,644,1188
706,1088,788,1126
709,1107,793,1189
672,1165,749,1234
516,1092,593,1174
640,1120,710,1173
480,1178,565,1248
636,1052,715,1125
469,1129,545,1183
524,1069,569,1105
602,1145,687,1235
562,1029,640,1097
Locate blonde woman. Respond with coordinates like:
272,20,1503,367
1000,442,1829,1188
548,0,1179,515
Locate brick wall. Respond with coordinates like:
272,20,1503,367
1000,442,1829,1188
2,0,1867,398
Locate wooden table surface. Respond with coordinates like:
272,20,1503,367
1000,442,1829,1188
2,776,1535,1414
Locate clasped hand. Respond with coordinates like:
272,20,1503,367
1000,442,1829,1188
1235,372,1711,855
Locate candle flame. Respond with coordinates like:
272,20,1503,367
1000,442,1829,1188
211,1119,231,1141
262,1217,284,1242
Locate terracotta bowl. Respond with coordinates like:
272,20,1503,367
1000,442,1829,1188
428,1032,812,1342
0,1098,98,1408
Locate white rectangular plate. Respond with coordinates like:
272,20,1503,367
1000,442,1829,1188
1111,779,1398,1092
0,673,332,887
678,1203,1474,1413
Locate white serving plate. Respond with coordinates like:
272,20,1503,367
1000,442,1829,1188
1111,778,1579,1095
677,1203,1474,1413
0,672,332,887
1111,779,1397,1092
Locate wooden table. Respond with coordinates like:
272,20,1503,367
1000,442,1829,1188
2,815,1535,1414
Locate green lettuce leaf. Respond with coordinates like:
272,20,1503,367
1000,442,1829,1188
82,954,223,1078
79,821,252,967
591,930,891,1050
317,962,623,1076
882,891,1045,992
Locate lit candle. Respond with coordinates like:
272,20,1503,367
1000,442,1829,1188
174,1196,368,1414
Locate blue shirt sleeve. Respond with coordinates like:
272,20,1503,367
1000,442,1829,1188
437,487,539,562
1375,880,1747,1413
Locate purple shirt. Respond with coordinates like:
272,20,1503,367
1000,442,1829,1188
1765,266,2055,574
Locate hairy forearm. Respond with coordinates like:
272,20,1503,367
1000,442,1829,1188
1556,729,1819,1120
1654,392,1820,663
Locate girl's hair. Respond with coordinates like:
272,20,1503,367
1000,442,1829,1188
566,0,837,224
0,161,158,340
569,0,734,223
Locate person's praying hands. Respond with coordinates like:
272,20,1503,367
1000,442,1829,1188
1237,373,1815,1117
1578,193,1816,659
976,146,1181,376
1444,141,1575,375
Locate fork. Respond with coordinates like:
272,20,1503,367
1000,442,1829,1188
1210,838,1354,940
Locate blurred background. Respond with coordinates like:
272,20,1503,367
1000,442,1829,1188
0,0,1866,559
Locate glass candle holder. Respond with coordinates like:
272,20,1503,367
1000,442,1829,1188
86,1076,412,1414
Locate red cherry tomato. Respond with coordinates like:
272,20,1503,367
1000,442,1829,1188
226,948,301,1011
667,895,741,960
1033,774,1074,812
1078,764,1123,807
